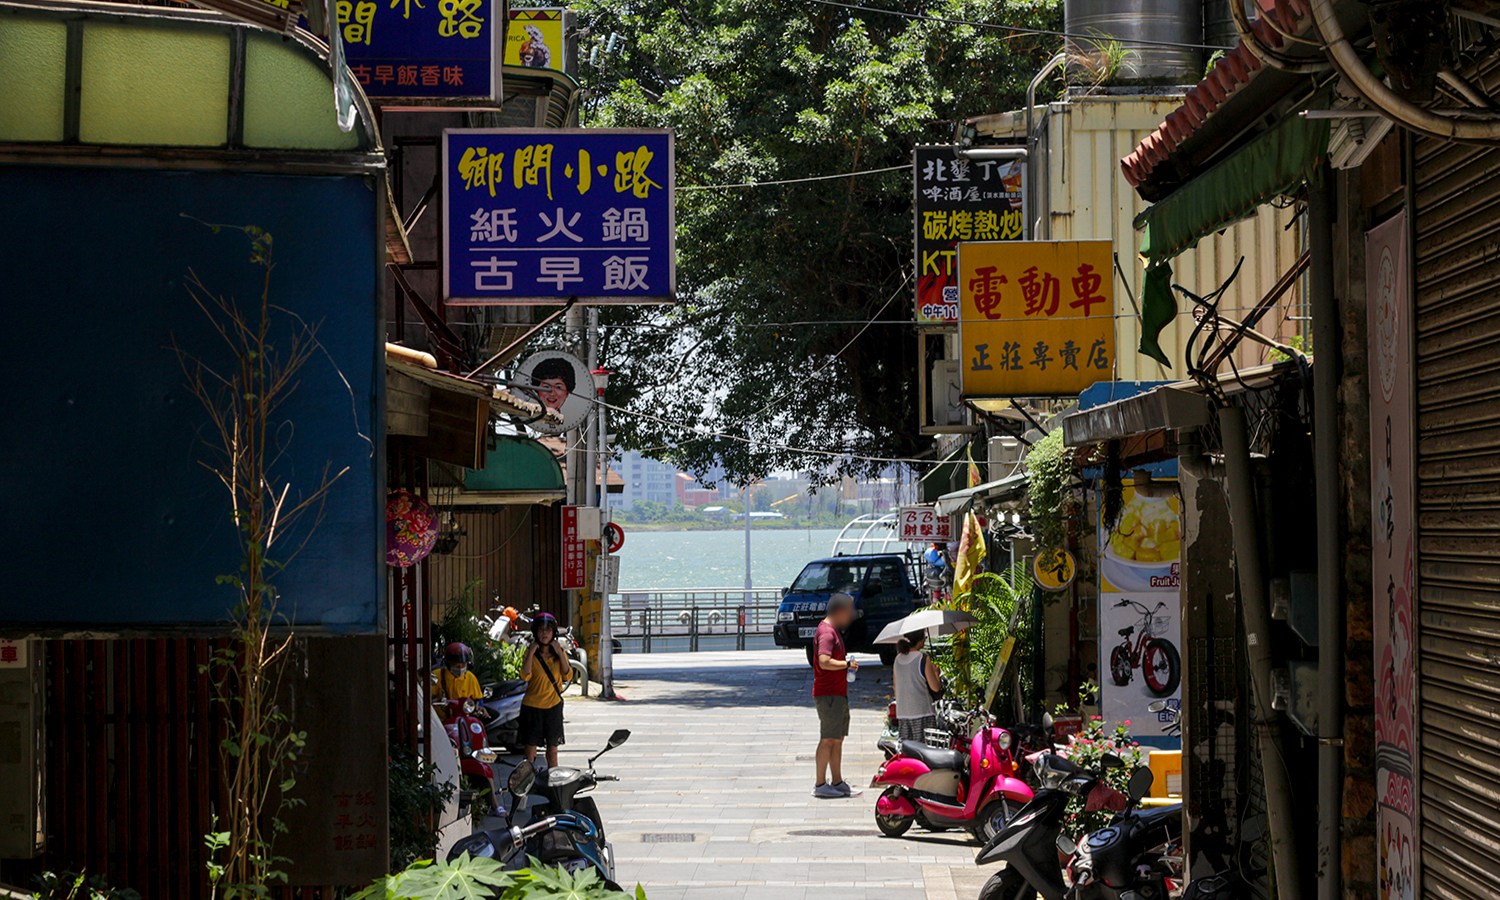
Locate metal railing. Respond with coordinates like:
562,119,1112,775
612,588,784,653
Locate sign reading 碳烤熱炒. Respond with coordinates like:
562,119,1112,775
914,146,1025,326
957,240,1114,397
333,0,503,99
442,129,676,305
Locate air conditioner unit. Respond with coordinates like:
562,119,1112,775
931,360,965,426
1329,113,1394,170
988,435,1023,480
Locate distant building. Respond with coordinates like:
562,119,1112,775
676,472,723,507
617,450,681,509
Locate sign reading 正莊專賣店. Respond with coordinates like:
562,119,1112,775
442,129,676,305
914,146,1025,325
332,0,504,100
957,240,1114,397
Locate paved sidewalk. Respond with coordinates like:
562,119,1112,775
556,650,996,900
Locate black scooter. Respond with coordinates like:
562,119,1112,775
449,760,623,889
976,750,1185,900
532,728,629,846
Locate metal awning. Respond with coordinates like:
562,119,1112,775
1060,360,1300,447
935,472,1027,517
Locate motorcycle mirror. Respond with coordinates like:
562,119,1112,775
1128,766,1154,802
509,760,536,797
1041,712,1054,732
1055,834,1077,858
1101,752,1125,770
1147,700,1167,713
606,728,631,750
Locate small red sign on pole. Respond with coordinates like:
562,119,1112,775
562,506,586,590
898,505,953,543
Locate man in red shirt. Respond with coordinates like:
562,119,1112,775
811,592,863,798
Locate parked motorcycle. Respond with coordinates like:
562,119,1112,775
439,698,501,819
532,727,630,866
871,718,1034,841
478,677,529,751
974,750,1184,900
449,762,623,890
1107,598,1182,697
490,604,591,696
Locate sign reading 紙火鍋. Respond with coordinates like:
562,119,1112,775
913,146,1024,325
332,0,502,99
443,129,676,305
957,240,1114,397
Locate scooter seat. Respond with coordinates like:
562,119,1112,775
899,741,963,772
486,679,529,699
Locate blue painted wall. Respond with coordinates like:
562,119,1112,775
0,165,383,630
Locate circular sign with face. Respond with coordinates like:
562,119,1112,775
1033,547,1077,592
514,350,595,435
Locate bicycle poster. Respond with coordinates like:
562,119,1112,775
1098,478,1183,746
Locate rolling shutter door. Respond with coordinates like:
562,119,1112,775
1413,117,1500,899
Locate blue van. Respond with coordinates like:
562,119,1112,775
772,554,923,666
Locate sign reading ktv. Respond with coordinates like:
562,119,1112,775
957,240,1115,397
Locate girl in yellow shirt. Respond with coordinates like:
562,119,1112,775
519,612,570,767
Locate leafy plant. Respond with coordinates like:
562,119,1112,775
1052,696,1148,838
435,581,513,685
30,871,141,900
931,567,1035,713
389,745,456,871
353,856,646,900
1024,428,1074,552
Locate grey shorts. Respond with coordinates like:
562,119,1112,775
815,694,850,740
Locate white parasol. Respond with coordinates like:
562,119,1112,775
873,608,978,645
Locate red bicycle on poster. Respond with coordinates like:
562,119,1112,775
1108,598,1181,696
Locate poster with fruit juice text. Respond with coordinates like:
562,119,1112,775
1099,480,1182,745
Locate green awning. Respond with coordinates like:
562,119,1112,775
1133,111,1330,367
462,435,565,502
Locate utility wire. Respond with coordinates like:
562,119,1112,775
798,0,1234,51
680,164,909,190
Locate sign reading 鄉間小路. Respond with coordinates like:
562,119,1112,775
957,240,1114,397
442,129,676,305
333,0,503,99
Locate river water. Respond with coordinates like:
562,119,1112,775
615,527,845,592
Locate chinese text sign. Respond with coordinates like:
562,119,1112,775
1367,211,1414,900
914,146,1025,325
443,129,676,305
898,506,952,543
562,506,586,590
336,0,500,98
958,240,1114,397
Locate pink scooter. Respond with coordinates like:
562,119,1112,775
871,725,1034,841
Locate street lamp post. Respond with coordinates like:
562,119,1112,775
592,366,616,700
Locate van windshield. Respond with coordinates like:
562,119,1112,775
790,561,870,595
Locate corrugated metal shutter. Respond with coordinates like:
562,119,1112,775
1413,108,1500,898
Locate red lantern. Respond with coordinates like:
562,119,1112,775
387,490,438,567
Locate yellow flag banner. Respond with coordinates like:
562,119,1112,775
953,511,988,600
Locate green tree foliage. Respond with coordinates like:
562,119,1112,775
574,0,1064,484
387,747,456,871
434,580,523,684
354,855,646,900
930,567,1035,711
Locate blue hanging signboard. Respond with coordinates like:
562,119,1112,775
442,128,676,304
334,0,503,100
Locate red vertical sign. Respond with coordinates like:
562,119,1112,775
561,506,586,590
1368,211,1414,899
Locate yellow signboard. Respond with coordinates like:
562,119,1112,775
957,240,1115,397
506,8,563,69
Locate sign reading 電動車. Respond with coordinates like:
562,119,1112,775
442,129,676,305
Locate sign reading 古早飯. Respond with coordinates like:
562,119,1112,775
957,240,1114,397
913,146,1025,325
332,0,503,100
898,505,951,543
442,129,676,305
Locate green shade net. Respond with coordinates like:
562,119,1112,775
1133,111,1330,368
